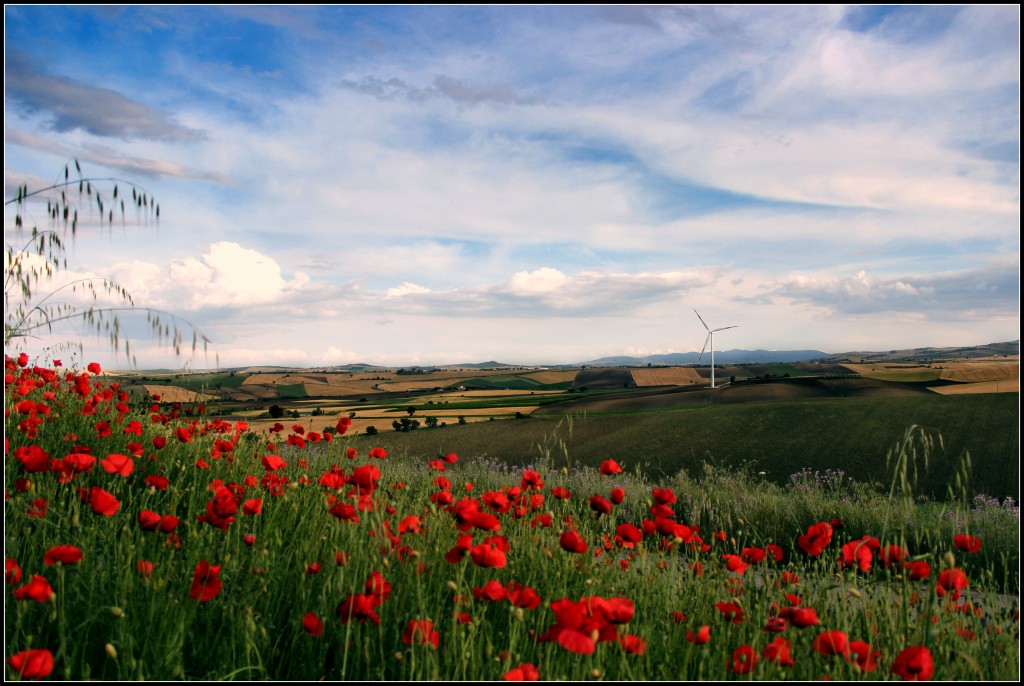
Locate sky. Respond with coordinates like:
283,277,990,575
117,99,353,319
3,5,1020,369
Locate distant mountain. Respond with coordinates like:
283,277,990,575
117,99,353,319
579,349,831,367
579,341,1019,368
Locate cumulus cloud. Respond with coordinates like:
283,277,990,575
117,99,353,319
5,50,205,142
108,242,313,311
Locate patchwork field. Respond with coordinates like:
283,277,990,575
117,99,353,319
630,367,703,386
140,384,216,403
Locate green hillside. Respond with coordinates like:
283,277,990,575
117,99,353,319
358,393,1019,501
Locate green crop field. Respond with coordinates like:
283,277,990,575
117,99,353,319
277,383,309,399
358,394,1020,502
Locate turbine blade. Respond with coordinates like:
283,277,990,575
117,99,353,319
694,309,710,332
698,332,710,361
712,325,738,333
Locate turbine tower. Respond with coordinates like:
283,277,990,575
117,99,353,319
695,309,737,389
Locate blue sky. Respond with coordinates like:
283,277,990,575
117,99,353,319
4,5,1019,368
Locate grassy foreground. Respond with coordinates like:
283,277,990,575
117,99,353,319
5,357,1020,680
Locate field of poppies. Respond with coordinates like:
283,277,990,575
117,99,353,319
5,354,1020,680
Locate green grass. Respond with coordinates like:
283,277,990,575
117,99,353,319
862,370,943,382
359,394,1020,501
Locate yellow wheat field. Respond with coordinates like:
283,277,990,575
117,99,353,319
630,367,703,386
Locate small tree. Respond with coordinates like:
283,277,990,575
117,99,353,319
365,425,378,436
268,405,285,419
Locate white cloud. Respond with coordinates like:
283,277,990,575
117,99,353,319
107,242,313,310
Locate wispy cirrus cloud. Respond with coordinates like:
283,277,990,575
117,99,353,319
5,130,236,183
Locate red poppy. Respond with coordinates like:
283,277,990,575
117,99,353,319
8,648,54,680
43,545,83,566
443,452,459,463
520,469,544,490
797,521,833,556
94,420,113,439
599,459,623,475
953,534,982,553
891,646,934,681
368,447,387,459
101,453,134,477
616,523,643,544
938,568,969,596
6,558,23,585
87,362,102,375
337,594,381,625
722,554,749,575
778,571,800,586
88,487,120,516
537,599,599,655
610,487,625,504
849,640,880,672
550,486,571,500
507,583,542,610
502,663,540,681
762,636,795,667
365,570,391,604
905,560,931,580
729,645,759,674
588,494,612,517
881,545,908,566
469,543,507,569
841,535,879,573
152,436,167,450
559,530,588,554
261,454,287,471
243,499,263,516
402,619,439,649
619,633,646,655
189,560,223,602
174,427,192,443
302,611,324,637
814,630,850,656
137,560,154,577
26,498,48,519
687,625,711,645
13,575,55,602
780,606,819,629
715,601,747,624
243,534,257,547
473,580,509,602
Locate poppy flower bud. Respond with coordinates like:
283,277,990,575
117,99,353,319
105,643,118,659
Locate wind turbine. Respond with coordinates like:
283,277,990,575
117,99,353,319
694,309,737,389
